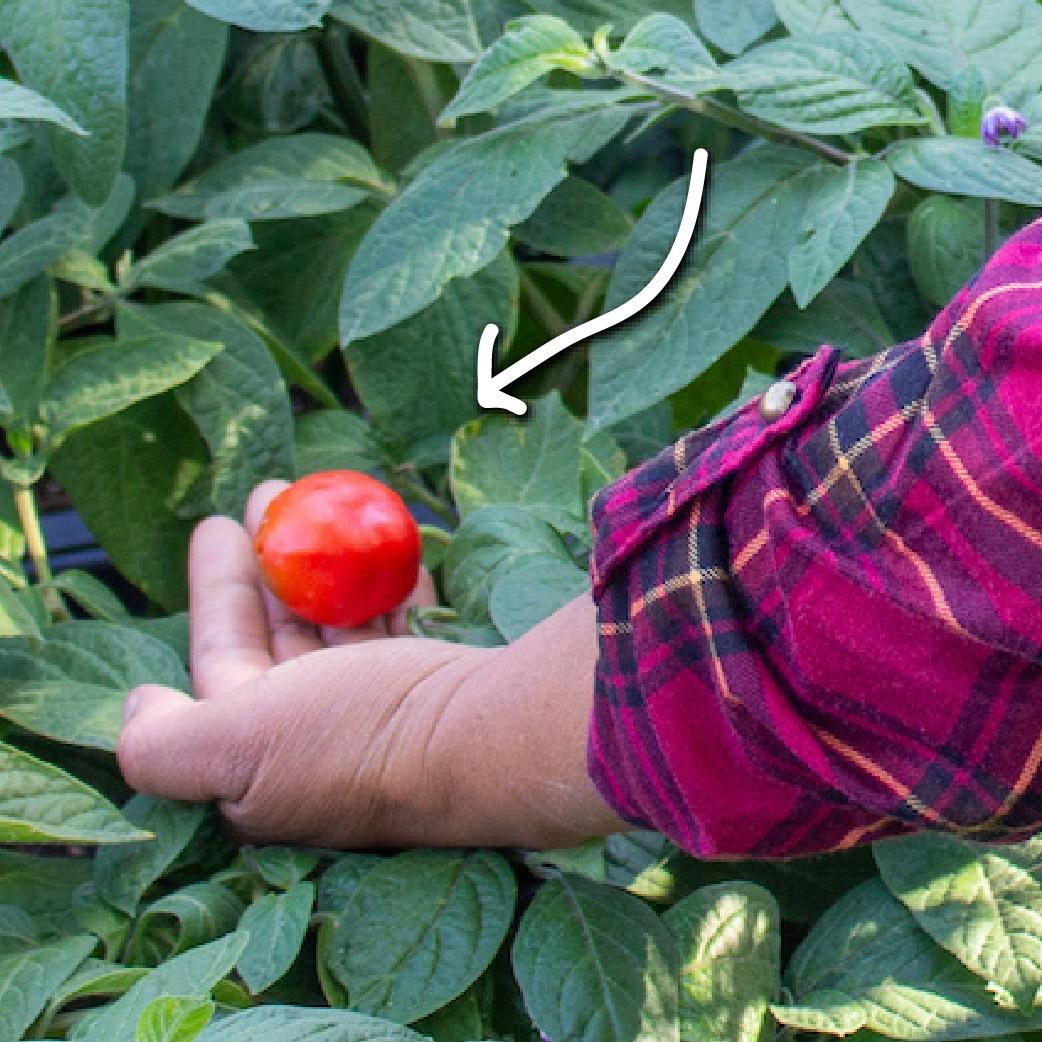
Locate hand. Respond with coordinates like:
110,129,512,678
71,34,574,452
117,481,483,847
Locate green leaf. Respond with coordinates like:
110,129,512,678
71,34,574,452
196,1006,433,1042
315,917,349,1008
788,158,895,307
602,831,700,904
0,848,90,925
0,578,42,641
755,280,894,358
78,933,249,1042
151,134,388,222
340,104,630,343
47,959,149,1014
0,276,52,422
0,77,86,134
512,873,680,1042
93,796,207,915
0,740,152,844
773,0,855,35
875,832,1042,1011
724,32,923,135
119,303,294,517
604,13,718,96
0,933,95,1040
48,570,128,621
853,216,931,342
243,847,322,890
527,0,696,35
231,205,376,361
947,64,987,138
316,853,382,914
770,990,868,1035
121,613,190,665
443,505,574,624
347,251,518,454
0,850,92,937
221,32,328,135
526,839,608,884
663,882,780,1042
131,882,244,962
185,0,331,31
441,16,595,124
126,0,229,201
236,882,315,995
451,392,617,536
514,176,632,257
489,555,589,640
0,620,186,749
838,0,1042,94
38,334,222,439
71,885,132,961
49,395,207,611
695,0,777,54
50,249,115,294
136,996,216,1042
368,41,453,173
412,984,486,1042
588,145,818,430
780,877,1042,1039
329,0,484,61
328,849,516,1022
0,204,92,302
127,219,255,295
907,195,984,307
605,402,674,467
0,156,22,233
1017,93,1042,162
294,409,381,476
888,137,1042,205
0,0,127,203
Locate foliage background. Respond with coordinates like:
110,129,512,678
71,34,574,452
3,0,1042,1040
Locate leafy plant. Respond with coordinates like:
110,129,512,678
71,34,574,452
2,0,1042,1039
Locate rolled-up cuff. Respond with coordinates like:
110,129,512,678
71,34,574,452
587,229,1042,858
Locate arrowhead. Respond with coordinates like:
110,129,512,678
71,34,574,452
476,324,528,416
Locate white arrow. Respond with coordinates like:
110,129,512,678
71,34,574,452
477,147,710,416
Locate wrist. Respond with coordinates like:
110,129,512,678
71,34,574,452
421,597,632,849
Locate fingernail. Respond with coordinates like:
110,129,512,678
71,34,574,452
123,691,141,725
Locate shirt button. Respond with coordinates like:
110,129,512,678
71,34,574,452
759,380,798,422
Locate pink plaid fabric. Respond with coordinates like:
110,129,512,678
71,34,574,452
588,216,1042,860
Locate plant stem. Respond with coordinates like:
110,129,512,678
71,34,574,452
519,268,571,338
612,68,856,166
13,485,68,621
59,297,113,332
393,471,457,525
984,197,1000,261
316,29,371,143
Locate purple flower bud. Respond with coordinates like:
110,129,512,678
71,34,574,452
981,105,1028,148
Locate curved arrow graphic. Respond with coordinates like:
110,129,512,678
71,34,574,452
477,147,710,416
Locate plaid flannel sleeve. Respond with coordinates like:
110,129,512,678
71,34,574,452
588,216,1042,860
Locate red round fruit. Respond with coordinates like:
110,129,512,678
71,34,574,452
253,470,421,628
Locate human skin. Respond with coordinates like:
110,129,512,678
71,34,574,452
117,481,632,850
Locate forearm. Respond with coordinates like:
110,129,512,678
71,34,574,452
419,594,633,849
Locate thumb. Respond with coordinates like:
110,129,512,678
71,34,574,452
118,685,257,803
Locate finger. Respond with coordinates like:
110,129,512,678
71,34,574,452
189,517,273,698
244,481,324,663
118,685,260,803
321,566,439,645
